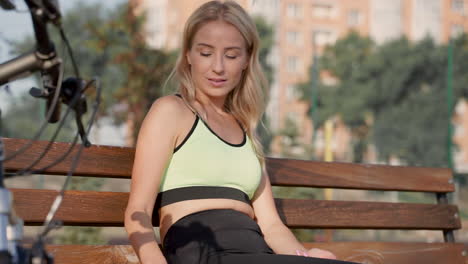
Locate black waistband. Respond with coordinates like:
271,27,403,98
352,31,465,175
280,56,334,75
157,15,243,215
152,186,251,225
154,186,251,211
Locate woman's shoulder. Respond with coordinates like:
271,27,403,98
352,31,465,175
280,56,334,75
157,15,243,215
151,94,184,110
143,95,194,129
148,95,192,117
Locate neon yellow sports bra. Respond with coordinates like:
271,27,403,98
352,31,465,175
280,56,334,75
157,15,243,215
154,98,262,210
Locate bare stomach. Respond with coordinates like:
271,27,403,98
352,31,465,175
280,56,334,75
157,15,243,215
158,198,255,243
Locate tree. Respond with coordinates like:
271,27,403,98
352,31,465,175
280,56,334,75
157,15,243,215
82,2,177,143
370,37,448,166
253,16,275,154
298,32,468,167
297,32,374,162
254,16,274,85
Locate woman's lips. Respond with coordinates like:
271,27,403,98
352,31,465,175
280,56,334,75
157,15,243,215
208,78,227,87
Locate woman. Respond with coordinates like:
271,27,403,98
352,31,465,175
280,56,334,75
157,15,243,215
125,1,359,264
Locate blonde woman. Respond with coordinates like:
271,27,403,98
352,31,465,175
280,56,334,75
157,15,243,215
125,1,359,264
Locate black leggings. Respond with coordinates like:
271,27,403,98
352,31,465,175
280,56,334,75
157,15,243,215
162,209,360,264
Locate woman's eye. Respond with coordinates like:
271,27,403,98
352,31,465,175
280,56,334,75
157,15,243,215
200,53,211,57
226,55,237,59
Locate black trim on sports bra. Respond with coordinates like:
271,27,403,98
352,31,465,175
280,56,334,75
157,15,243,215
174,116,199,153
174,93,197,115
199,118,247,147
173,93,246,147
154,186,251,211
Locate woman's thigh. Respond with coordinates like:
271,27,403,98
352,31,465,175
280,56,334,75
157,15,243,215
215,254,358,264
163,209,359,264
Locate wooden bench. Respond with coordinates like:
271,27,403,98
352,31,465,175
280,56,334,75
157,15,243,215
3,137,468,264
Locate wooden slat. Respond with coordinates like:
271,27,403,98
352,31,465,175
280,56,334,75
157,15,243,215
463,242,468,264
3,138,133,178
12,189,127,226
44,243,466,264
465,246,468,264
12,189,461,230
46,245,139,264
274,199,460,230
4,138,455,192
302,242,467,264
266,158,454,192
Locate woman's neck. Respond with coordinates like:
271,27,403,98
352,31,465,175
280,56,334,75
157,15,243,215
196,94,226,115
195,93,229,120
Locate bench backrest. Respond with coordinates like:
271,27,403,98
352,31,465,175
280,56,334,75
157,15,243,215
3,138,467,264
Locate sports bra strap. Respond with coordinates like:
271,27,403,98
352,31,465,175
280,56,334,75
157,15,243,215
174,93,198,116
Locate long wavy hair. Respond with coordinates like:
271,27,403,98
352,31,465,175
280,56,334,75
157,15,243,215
165,0,268,163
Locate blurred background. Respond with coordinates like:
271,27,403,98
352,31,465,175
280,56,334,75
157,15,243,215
1,0,468,246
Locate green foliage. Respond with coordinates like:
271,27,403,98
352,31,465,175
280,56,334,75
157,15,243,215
397,191,434,204
452,34,468,99
460,209,468,220
298,32,374,162
253,16,274,85
253,16,275,154
298,31,468,167
10,2,177,144
55,226,106,245
280,116,299,145
2,95,76,141
370,37,448,166
80,3,177,142
10,3,128,118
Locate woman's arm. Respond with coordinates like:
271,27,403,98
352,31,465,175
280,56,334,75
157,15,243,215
251,167,336,259
124,96,182,264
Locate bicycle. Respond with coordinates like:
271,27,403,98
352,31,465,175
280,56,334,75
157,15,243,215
0,0,101,263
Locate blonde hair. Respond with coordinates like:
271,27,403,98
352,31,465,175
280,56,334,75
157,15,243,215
166,0,268,163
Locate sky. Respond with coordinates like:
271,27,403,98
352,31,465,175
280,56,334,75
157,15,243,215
0,0,127,145
0,0,126,109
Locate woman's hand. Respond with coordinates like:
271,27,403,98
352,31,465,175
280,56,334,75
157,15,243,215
296,248,337,259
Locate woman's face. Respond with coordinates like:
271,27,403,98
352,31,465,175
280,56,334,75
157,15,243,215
186,20,249,99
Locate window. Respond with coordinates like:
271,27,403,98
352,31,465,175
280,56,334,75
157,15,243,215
286,112,302,132
287,3,302,18
347,9,362,26
314,130,324,149
286,84,299,101
454,123,465,137
287,112,299,123
287,31,302,45
451,24,464,37
312,29,336,46
287,56,299,72
312,3,334,19
455,100,467,115
452,0,464,13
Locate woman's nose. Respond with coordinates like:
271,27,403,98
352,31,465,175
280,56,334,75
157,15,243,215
211,54,225,74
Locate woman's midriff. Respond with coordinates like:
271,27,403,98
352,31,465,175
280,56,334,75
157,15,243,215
158,198,255,243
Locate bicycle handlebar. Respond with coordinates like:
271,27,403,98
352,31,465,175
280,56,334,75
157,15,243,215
0,0,62,123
